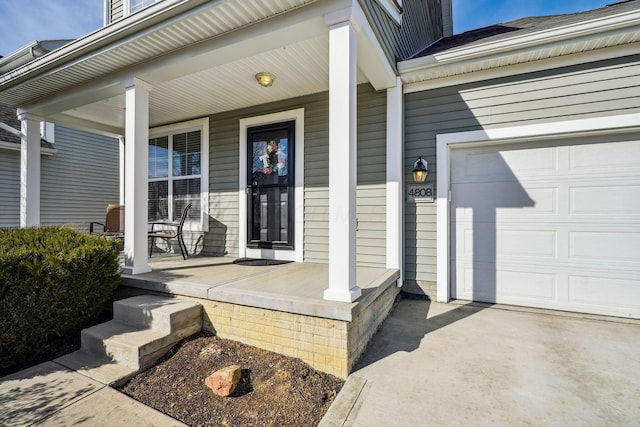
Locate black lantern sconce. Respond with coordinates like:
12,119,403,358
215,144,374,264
412,156,428,183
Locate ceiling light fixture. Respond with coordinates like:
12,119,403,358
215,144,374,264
255,72,275,87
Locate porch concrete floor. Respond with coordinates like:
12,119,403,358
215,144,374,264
121,256,400,321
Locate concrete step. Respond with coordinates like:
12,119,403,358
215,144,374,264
81,321,167,369
78,295,202,373
113,295,202,333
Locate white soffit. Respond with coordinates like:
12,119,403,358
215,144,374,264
56,35,368,130
399,8,640,89
0,0,321,106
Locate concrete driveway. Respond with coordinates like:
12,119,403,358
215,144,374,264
325,297,640,426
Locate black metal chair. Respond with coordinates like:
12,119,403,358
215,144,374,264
148,203,192,260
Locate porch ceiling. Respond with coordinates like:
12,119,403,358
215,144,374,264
54,34,367,131
0,0,383,134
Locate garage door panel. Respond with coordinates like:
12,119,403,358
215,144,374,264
568,275,640,314
457,225,558,260
570,184,640,214
452,144,557,182
569,231,640,262
451,182,539,215
569,139,640,172
498,230,557,258
457,263,558,302
451,136,640,318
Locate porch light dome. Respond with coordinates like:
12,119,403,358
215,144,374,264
255,72,275,87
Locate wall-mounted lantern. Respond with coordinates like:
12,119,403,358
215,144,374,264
412,156,428,183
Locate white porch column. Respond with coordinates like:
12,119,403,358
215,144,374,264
123,78,152,275
386,77,404,282
324,19,362,302
119,136,125,205
18,113,42,228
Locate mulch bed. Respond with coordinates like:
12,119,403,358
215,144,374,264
118,332,344,426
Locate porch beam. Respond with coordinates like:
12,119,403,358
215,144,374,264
46,112,124,137
123,78,152,275
386,76,403,281
324,19,361,303
18,113,42,228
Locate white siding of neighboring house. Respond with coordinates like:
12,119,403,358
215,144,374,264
0,125,119,231
39,125,120,232
0,149,20,228
204,84,388,267
403,54,640,298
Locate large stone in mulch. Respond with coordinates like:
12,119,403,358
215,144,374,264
205,365,242,397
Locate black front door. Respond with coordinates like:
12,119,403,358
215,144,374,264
247,121,295,249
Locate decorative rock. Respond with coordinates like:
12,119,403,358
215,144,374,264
205,365,242,397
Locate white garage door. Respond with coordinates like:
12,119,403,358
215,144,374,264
451,134,640,318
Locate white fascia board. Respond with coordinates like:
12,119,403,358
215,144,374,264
369,0,402,25
403,42,640,93
399,8,640,87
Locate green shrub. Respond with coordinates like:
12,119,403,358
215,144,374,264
0,226,121,373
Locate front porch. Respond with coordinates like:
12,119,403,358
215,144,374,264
120,256,400,379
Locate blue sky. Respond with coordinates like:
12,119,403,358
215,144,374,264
0,0,617,56
452,0,614,34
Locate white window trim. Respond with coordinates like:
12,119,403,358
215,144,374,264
435,113,640,303
124,0,157,16
239,108,304,262
41,122,55,144
149,117,209,232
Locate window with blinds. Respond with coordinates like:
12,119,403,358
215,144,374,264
148,130,201,225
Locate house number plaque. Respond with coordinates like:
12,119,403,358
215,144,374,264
407,184,434,203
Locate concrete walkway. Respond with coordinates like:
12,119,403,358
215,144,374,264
322,298,640,426
0,361,185,426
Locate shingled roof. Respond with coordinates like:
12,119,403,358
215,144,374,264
411,0,639,59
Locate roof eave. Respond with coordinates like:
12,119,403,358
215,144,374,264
0,0,213,90
398,7,640,84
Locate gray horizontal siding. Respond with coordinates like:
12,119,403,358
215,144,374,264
359,0,443,61
303,84,387,267
0,149,20,228
205,84,387,268
40,125,119,232
205,111,241,257
404,55,640,295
